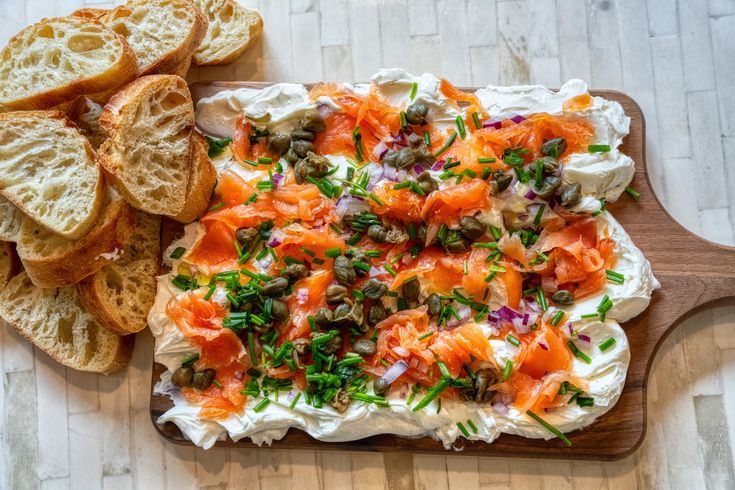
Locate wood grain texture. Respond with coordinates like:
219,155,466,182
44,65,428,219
149,82,735,460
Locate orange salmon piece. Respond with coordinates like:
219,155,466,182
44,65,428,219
517,326,572,379
284,269,335,340
371,180,425,222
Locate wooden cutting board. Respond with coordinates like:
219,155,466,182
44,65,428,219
150,82,735,460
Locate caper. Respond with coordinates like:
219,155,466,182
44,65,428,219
294,151,331,184
402,279,420,302
382,149,398,168
537,156,559,174
414,145,436,167
330,388,351,412
235,227,258,249
406,132,424,148
333,255,356,286
270,298,289,322
268,133,291,155
373,377,391,396
416,171,438,194
405,103,429,125
534,175,562,199
362,278,387,300
300,110,326,133
352,251,370,277
247,367,261,378
315,307,333,326
283,263,308,282
559,183,582,208
171,366,194,388
367,224,388,243
284,147,300,164
290,129,315,141
326,285,348,305
293,337,312,355
473,368,499,402
368,304,387,326
292,139,316,158
396,147,416,169
353,339,377,357
322,334,342,354
426,293,442,316
254,322,272,334
540,137,567,158
490,171,513,194
262,277,289,296
552,290,575,305
192,368,216,390
459,215,485,240
384,226,409,244
444,237,470,254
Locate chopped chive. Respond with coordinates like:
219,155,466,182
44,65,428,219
484,272,497,283
253,398,271,413
409,81,418,100
457,421,470,437
443,159,460,170
330,223,344,234
567,340,592,364
384,264,397,277
472,242,498,249
257,156,273,165
534,159,544,189
424,130,431,146
244,192,258,205
212,379,224,389
588,144,611,153
606,269,625,284
533,203,546,227
489,224,501,241
487,264,506,273
205,136,232,157
467,419,479,434
299,246,316,257
203,283,216,301
599,337,617,351
576,396,595,407
437,361,451,379
434,131,457,157
243,159,259,167
526,410,572,447
463,168,477,178
368,192,384,207
625,186,641,199
208,202,224,212
536,287,548,311
181,353,199,368
506,334,521,347
580,313,599,319
412,378,450,411
456,116,466,139
418,331,434,341
289,392,302,410
400,111,408,131
346,233,362,245
169,247,186,259
248,332,257,364
472,111,482,129
550,310,565,326
502,360,513,380
478,157,496,164
325,247,342,258
463,259,468,275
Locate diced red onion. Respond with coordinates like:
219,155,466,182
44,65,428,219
381,360,409,384
524,189,537,200
566,323,574,336
432,159,445,171
335,195,371,219
369,266,382,277
512,317,530,335
392,346,410,358
267,229,284,248
297,288,309,304
527,203,541,218
317,103,332,119
483,121,502,130
487,311,500,323
447,304,472,328
391,131,405,144
256,254,273,269
382,165,399,182
578,334,591,343
267,238,282,247
538,339,549,351
286,390,296,401
413,164,425,175
373,139,388,159
523,313,530,326
510,115,526,124
272,173,284,188
496,305,522,322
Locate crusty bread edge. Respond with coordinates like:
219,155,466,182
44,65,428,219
170,131,216,223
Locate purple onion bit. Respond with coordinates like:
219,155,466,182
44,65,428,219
510,114,527,124
577,334,591,343
483,121,502,130
432,159,445,171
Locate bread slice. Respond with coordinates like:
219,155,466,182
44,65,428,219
0,272,134,374
66,97,105,149
0,110,105,239
98,75,194,216
170,55,192,78
16,191,135,288
77,211,161,335
71,8,108,20
0,16,138,110
170,131,216,223
0,241,17,289
192,0,262,66
99,0,207,76
0,195,23,242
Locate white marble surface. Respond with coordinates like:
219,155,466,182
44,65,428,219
1,0,735,488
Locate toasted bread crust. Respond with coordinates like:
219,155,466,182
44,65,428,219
170,132,216,223
0,17,139,110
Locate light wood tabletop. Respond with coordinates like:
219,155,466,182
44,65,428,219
1,0,735,488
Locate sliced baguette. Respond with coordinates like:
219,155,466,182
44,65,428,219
71,8,108,20
170,131,216,223
0,110,104,239
0,16,138,110
99,75,194,216
0,194,23,242
0,272,134,374
0,241,17,289
192,0,262,66
99,0,207,76
66,97,105,149
170,55,192,78
16,191,135,288
77,211,161,335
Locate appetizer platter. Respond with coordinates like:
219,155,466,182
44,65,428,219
148,71,734,459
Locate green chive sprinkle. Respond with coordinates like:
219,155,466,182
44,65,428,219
567,340,592,364
203,283,216,301
289,392,302,410
456,116,467,139
506,334,521,347
181,353,199,368
434,131,457,157
169,247,186,259
443,159,460,170
457,421,470,437
437,361,451,379
533,203,546,227
588,144,611,153
599,337,617,351
467,419,479,434
424,130,431,146
502,360,513,380
253,398,271,413
478,157,496,164
472,111,482,129
384,264,397,277
487,264,506,273
605,269,625,284
625,186,641,199
412,378,450,412
212,379,223,389
257,156,273,165
409,82,418,100
418,331,434,341
526,410,572,446
208,202,224,212
551,310,565,326
248,332,257,364
580,313,599,319
400,111,409,131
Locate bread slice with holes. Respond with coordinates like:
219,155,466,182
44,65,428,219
0,272,134,374
71,7,108,20
0,110,105,239
99,0,207,76
170,131,216,223
0,195,23,242
0,16,138,110
16,191,135,288
99,75,194,216
77,211,161,335
191,0,262,66
0,241,17,289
